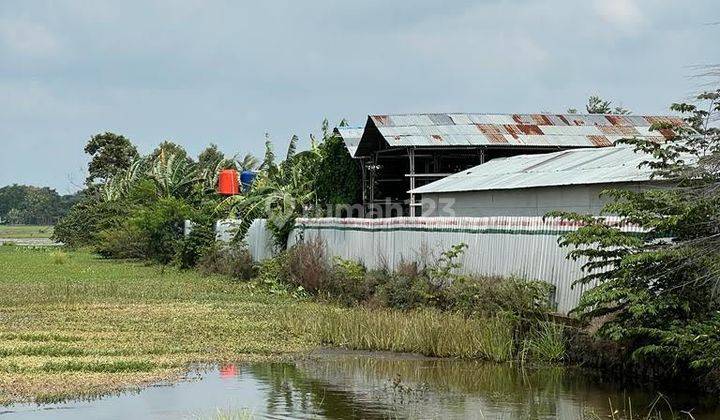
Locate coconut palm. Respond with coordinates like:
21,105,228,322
235,153,259,172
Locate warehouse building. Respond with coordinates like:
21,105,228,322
410,146,664,217
336,113,682,216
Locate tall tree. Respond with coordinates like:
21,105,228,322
567,96,631,115
314,123,361,207
0,184,77,224
585,95,631,115
150,141,191,163
0,185,28,218
84,132,139,187
197,143,226,172
555,90,720,380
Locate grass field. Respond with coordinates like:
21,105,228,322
0,246,540,405
0,246,319,404
0,225,53,239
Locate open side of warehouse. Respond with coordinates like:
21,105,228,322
337,113,682,216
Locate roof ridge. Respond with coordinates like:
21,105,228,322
368,112,677,117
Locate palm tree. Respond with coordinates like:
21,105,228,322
235,153,259,172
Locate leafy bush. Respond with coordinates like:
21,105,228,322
442,276,554,317
266,240,555,317
130,197,193,264
196,244,256,280
176,221,215,269
321,258,375,305
376,271,432,310
257,252,289,285
95,224,146,259
53,199,131,248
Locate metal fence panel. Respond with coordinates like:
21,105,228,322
237,216,643,314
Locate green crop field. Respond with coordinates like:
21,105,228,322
0,225,54,239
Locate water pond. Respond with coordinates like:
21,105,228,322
4,350,718,419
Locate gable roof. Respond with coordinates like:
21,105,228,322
354,113,683,157
333,127,364,157
410,145,661,194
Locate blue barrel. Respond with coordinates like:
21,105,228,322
240,170,257,192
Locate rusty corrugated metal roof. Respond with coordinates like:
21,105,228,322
409,145,670,194
353,112,684,157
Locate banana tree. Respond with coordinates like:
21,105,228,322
148,152,203,198
100,158,149,202
224,157,316,249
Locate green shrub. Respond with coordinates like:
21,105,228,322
292,242,555,318
442,276,554,317
376,271,432,310
95,224,146,259
320,258,375,305
196,244,256,280
130,197,193,264
53,199,131,248
256,252,298,295
176,221,215,269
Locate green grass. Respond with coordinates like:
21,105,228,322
0,246,320,403
522,321,567,363
282,307,516,362
0,225,53,239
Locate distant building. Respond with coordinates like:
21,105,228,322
410,146,665,217
335,113,682,216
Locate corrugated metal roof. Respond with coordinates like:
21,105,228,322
355,112,684,157
334,127,364,157
410,145,663,194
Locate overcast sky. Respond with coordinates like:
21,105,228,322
1,0,718,193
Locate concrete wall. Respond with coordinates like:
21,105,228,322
420,183,651,217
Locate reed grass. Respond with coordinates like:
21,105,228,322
522,320,566,363
283,307,516,361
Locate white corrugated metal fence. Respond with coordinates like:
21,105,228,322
232,216,643,314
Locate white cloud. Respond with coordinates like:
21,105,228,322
0,19,62,58
593,0,646,28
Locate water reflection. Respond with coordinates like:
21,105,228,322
4,351,718,419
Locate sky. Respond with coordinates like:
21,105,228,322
0,0,718,193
